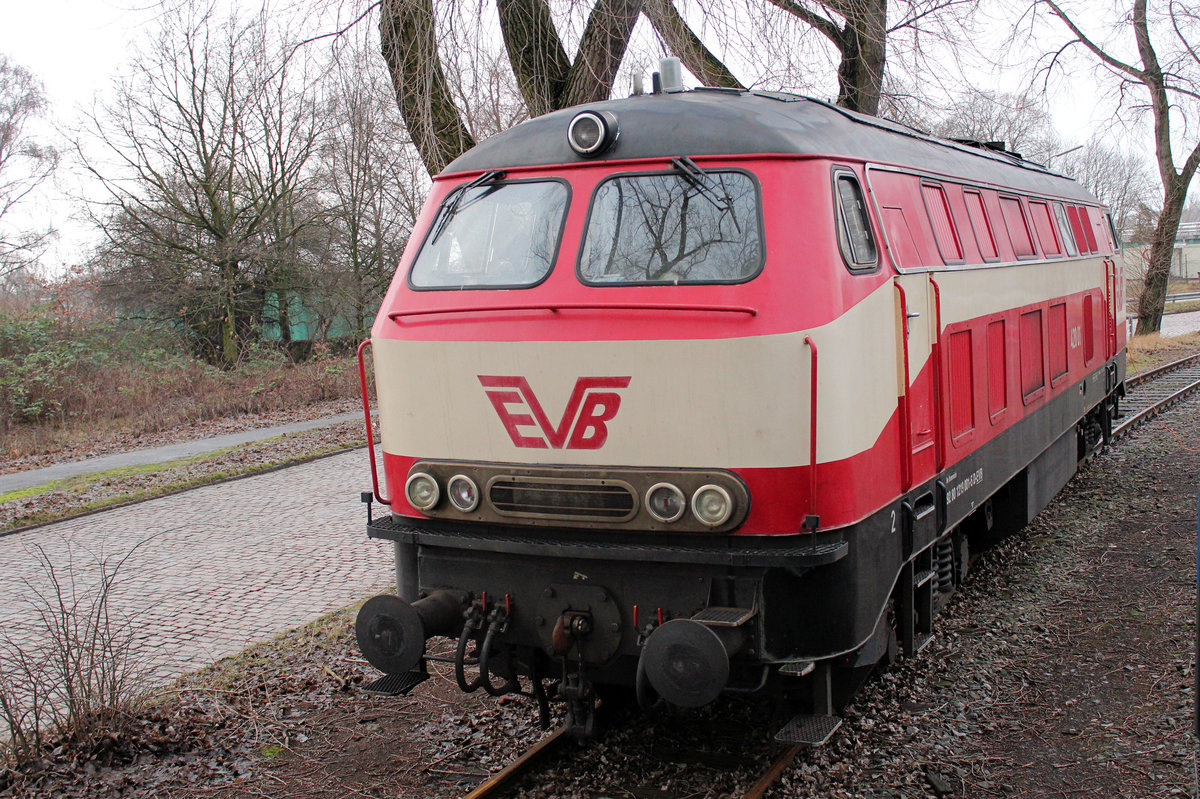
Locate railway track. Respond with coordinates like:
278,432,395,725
464,725,804,799
462,350,1200,799
1114,351,1200,437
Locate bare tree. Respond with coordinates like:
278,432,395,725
0,55,57,279
1031,0,1200,334
929,89,1062,163
313,42,426,340
82,5,323,366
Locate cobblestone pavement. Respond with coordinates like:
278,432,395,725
0,450,393,684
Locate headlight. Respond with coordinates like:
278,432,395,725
567,111,617,157
646,483,686,523
447,474,479,513
691,484,732,527
405,472,440,511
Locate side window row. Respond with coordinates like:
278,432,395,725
921,179,1112,267
856,166,1118,272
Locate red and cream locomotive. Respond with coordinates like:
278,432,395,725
354,70,1125,742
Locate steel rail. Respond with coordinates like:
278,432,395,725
462,727,568,798
740,744,803,799
1114,351,1200,439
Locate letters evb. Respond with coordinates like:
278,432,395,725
479,375,631,450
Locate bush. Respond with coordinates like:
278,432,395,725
0,542,155,776
0,305,362,458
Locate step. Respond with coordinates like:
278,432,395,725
774,714,842,746
915,569,937,588
362,670,429,696
778,660,815,678
691,606,755,627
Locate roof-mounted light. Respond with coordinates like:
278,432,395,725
568,111,618,157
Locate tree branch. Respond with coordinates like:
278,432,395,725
763,0,844,49
1042,0,1145,80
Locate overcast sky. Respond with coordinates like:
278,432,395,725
1,1,151,116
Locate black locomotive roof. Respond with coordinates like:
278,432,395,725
444,89,1097,204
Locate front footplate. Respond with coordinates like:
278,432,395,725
366,515,848,569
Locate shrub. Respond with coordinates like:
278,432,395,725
1,305,362,458
0,542,155,775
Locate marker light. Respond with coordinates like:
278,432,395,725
447,474,479,513
405,472,440,511
691,484,733,527
568,111,618,157
646,483,686,523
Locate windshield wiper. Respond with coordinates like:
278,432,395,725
670,157,740,231
430,169,506,244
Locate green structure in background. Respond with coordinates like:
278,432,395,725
260,291,371,344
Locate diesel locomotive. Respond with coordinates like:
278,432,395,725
353,69,1125,742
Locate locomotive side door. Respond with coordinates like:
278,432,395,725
1103,256,1121,359
894,273,939,490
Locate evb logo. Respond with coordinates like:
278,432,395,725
479,375,631,450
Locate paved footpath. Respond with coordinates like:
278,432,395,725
0,412,363,493
0,450,393,684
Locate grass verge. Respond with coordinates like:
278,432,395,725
1164,298,1200,314
1126,330,1200,375
0,427,367,535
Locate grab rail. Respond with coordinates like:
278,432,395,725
929,277,945,473
894,282,913,491
389,302,758,321
804,336,819,528
357,339,390,505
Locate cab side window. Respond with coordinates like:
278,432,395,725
835,171,878,271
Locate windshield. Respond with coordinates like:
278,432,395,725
579,170,763,284
409,179,569,289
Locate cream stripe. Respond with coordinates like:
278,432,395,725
374,282,900,468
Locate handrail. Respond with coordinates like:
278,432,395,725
1104,257,1119,357
895,281,913,491
929,277,945,472
389,302,758,321
357,339,390,505
805,336,819,519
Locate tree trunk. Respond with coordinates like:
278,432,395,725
1135,177,1186,335
220,259,239,368
561,0,645,107
277,287,293,346
496,0,573,117
834,0,887,115
379,0,475,175
381,0,643,176
1127,0,1200,335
